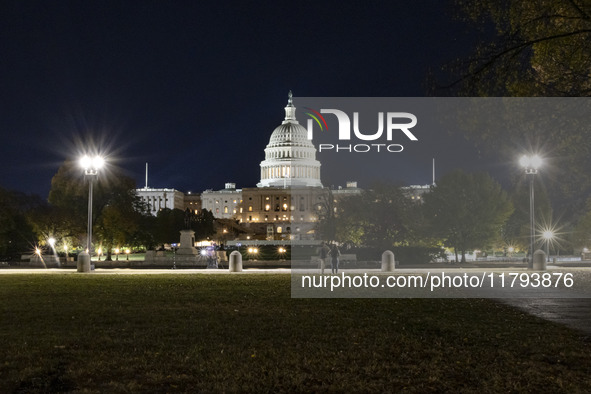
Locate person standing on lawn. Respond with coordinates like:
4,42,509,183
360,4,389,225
330,243,340,274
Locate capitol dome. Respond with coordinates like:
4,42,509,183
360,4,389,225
257,92,322,188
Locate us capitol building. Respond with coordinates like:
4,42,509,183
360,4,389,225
137,92,429,241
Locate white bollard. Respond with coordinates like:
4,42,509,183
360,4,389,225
229,251,243,272
532,249,547,271
77,252,91,272
381,250,395,272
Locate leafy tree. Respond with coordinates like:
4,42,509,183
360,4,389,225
502,178,552,252
45,160,145,254
443,0,591,96
130,213,158,251
332,192,364,246
435,98,591,221
27,204,79,253
193,209,215,240
152,208,186,246
95,200,144,260
573,198,591,249
315,188,337,242
0,188,41,258
436,1,591,220
151,208,215,247
423,170,514,262
332,182,416,251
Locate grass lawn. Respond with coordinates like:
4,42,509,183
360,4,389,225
0,274,590,393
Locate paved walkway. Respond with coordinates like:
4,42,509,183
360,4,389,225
0,268,291,275
501,298,591,336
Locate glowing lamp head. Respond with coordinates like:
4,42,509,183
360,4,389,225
80,155,105,171
542,230,554,240
48,237,56,247
92,156,105,170
530,155,542,169
200,249,208,256
520,154,543,170
80,155,92,170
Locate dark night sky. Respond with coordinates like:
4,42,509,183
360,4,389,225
0,0,489,198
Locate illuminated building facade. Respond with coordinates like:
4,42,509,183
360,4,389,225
136,187,185,216
136,93,430,240
257,91,322,188
201,183,242,219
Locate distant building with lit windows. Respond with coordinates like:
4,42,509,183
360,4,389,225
137,187,185,216
237,187,325,240
135,92,432,239
197,93,430,240
230,92,324,240
402,184,432,202
201,183,242,219
257,91,322,188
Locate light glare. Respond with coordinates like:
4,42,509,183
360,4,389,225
520,154,543,170
80,154,105,171
80,155,92,169
530,155,543,169
92,156,105,169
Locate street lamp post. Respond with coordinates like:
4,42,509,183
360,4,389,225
47,237,59,267
78,155,104,272
543,230,554,262
172,244,178,269
520,154,542,269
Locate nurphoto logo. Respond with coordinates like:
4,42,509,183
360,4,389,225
305,108,418,153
